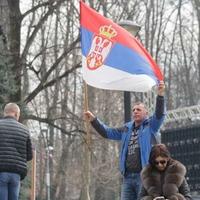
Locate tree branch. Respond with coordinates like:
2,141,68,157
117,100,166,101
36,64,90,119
26,114,86,136
24,36,80,103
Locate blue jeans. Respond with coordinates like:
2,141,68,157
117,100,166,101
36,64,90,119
0,172,20,200
121,172,141,200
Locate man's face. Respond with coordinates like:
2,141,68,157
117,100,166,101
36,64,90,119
132,103,148,125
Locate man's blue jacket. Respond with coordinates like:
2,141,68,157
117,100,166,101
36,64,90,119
91,96,165,175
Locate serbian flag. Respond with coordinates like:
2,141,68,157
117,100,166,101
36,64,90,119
80,1,163,92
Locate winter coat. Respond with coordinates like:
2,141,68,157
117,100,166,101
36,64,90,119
0,116,33,180
140,159,192,200
91,96,165,175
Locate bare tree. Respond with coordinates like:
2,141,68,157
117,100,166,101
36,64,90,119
1,0,200,199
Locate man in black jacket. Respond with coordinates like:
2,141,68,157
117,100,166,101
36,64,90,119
0,103,33,200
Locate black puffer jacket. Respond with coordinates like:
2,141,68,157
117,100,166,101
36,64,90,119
140,159,192,200
0,116,32,180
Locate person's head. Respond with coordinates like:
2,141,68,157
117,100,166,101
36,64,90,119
149,144,171,171
132,102,148,126
4,103,20,121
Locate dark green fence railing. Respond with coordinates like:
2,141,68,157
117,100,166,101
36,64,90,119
161,125,200,192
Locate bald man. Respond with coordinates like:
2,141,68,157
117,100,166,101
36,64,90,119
0,103,33,200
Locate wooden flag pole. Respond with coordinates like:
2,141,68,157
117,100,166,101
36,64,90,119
83,81,91,200
84,81,91,145
31,148,36,200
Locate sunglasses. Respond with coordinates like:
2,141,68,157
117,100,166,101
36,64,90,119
154,160,167,165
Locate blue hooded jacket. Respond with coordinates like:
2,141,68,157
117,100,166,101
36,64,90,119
91,96,165,175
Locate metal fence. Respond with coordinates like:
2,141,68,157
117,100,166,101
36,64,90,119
161,125,200,192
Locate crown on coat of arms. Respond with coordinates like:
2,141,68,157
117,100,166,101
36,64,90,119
99,25,117,39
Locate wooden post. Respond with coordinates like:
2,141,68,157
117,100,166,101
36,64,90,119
83,81,91,200
84,81,91,145
31,148,36,200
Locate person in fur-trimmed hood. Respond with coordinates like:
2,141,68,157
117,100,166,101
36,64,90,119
139,144,192,200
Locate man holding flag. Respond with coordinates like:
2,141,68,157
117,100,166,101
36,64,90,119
81,1,166,199
84,81,165,200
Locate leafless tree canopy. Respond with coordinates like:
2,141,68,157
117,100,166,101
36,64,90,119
0,0,200,199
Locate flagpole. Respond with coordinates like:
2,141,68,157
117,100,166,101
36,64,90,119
83,81,91,146
83,81,91,200
84,81,89,114
31,147,36,200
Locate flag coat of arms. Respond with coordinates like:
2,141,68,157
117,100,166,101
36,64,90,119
80,1,163,92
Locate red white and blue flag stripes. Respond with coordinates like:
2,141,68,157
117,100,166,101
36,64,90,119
80,1,163,92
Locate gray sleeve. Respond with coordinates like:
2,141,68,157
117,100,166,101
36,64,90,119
27,135,33,161
91,118,108,138
155,95,165,119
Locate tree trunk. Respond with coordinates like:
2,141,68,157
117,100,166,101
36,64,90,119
7,0,22,102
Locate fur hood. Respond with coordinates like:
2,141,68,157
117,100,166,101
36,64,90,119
141,159,187,200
